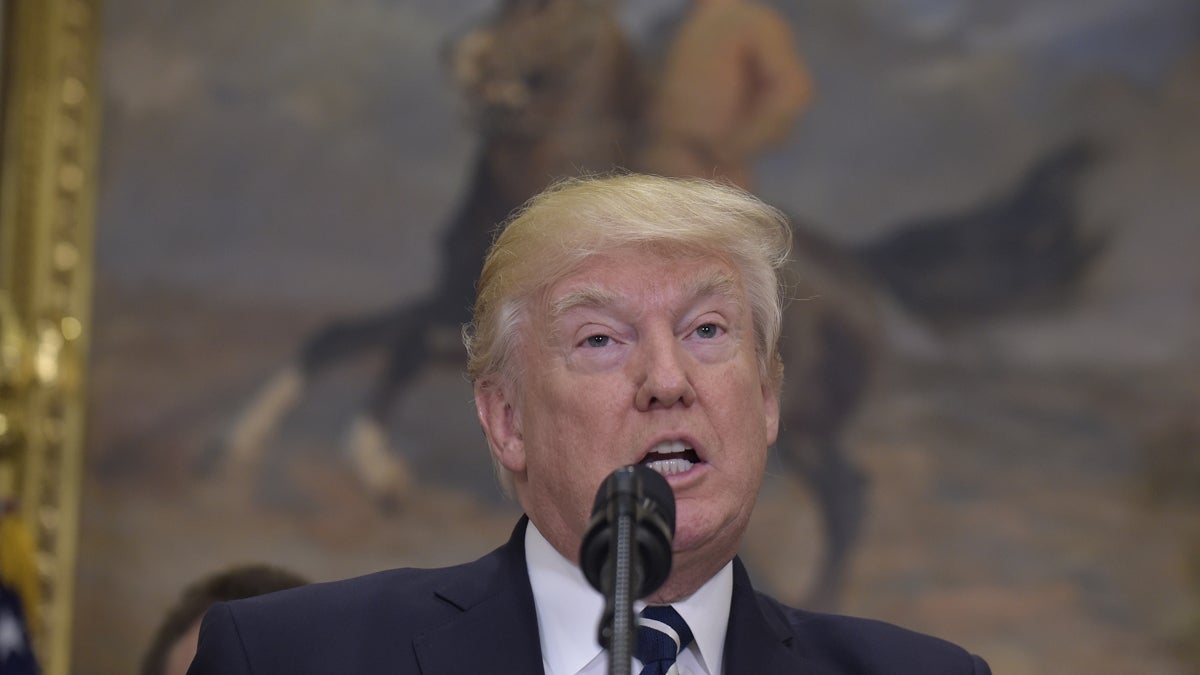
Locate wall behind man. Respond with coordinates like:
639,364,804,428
79,1,1200,674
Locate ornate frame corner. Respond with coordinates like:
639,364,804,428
0,1,101,673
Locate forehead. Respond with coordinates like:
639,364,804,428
541,248,745,317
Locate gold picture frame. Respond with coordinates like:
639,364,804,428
0,0,101,673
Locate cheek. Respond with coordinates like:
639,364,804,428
164,621,203,675
521,381,613,467
536,370,627,422
709,368,774,469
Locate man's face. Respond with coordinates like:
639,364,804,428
479,247,779,592
164,618,202,675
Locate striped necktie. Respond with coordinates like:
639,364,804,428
636,605,694,675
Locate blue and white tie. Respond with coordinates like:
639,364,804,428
636,605,694,675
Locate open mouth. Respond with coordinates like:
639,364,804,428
638,440,700,476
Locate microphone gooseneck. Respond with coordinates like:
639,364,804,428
579,465,676,674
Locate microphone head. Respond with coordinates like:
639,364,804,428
630,465,675,538
580,465,676,599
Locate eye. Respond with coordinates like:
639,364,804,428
694,323,722,339
583,334,612,348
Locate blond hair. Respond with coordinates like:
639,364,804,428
465,172,791,391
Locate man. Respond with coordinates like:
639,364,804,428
638,0,813,191
189,174,990,673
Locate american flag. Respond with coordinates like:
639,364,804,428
0,583,38,674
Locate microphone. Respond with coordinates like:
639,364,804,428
579,464,675,668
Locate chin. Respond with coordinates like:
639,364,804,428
672,518,731,559
673,501,752,554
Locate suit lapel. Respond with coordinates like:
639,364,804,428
723,558,841,675
411,591,544,674
412,518,545,674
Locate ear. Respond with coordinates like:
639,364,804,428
474,379,526,474
762,380,780,447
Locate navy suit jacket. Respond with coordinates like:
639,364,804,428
189,518,990,674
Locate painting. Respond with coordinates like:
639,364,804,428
74,0,1199,673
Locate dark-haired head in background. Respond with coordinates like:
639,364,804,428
140,564,307,675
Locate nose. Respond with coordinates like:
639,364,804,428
633,332,697,411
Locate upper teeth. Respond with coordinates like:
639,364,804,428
649,440,689,454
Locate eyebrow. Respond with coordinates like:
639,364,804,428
548,269,742,319
550,285,620,319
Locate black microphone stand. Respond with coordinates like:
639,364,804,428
582,465,674,675
599,469,641,675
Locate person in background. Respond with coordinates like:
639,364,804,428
140,563,307,675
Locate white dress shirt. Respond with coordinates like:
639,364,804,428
525,521,733,675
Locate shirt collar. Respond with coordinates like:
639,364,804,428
670,561,732,675
526,522,606,675
525,521,733,675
